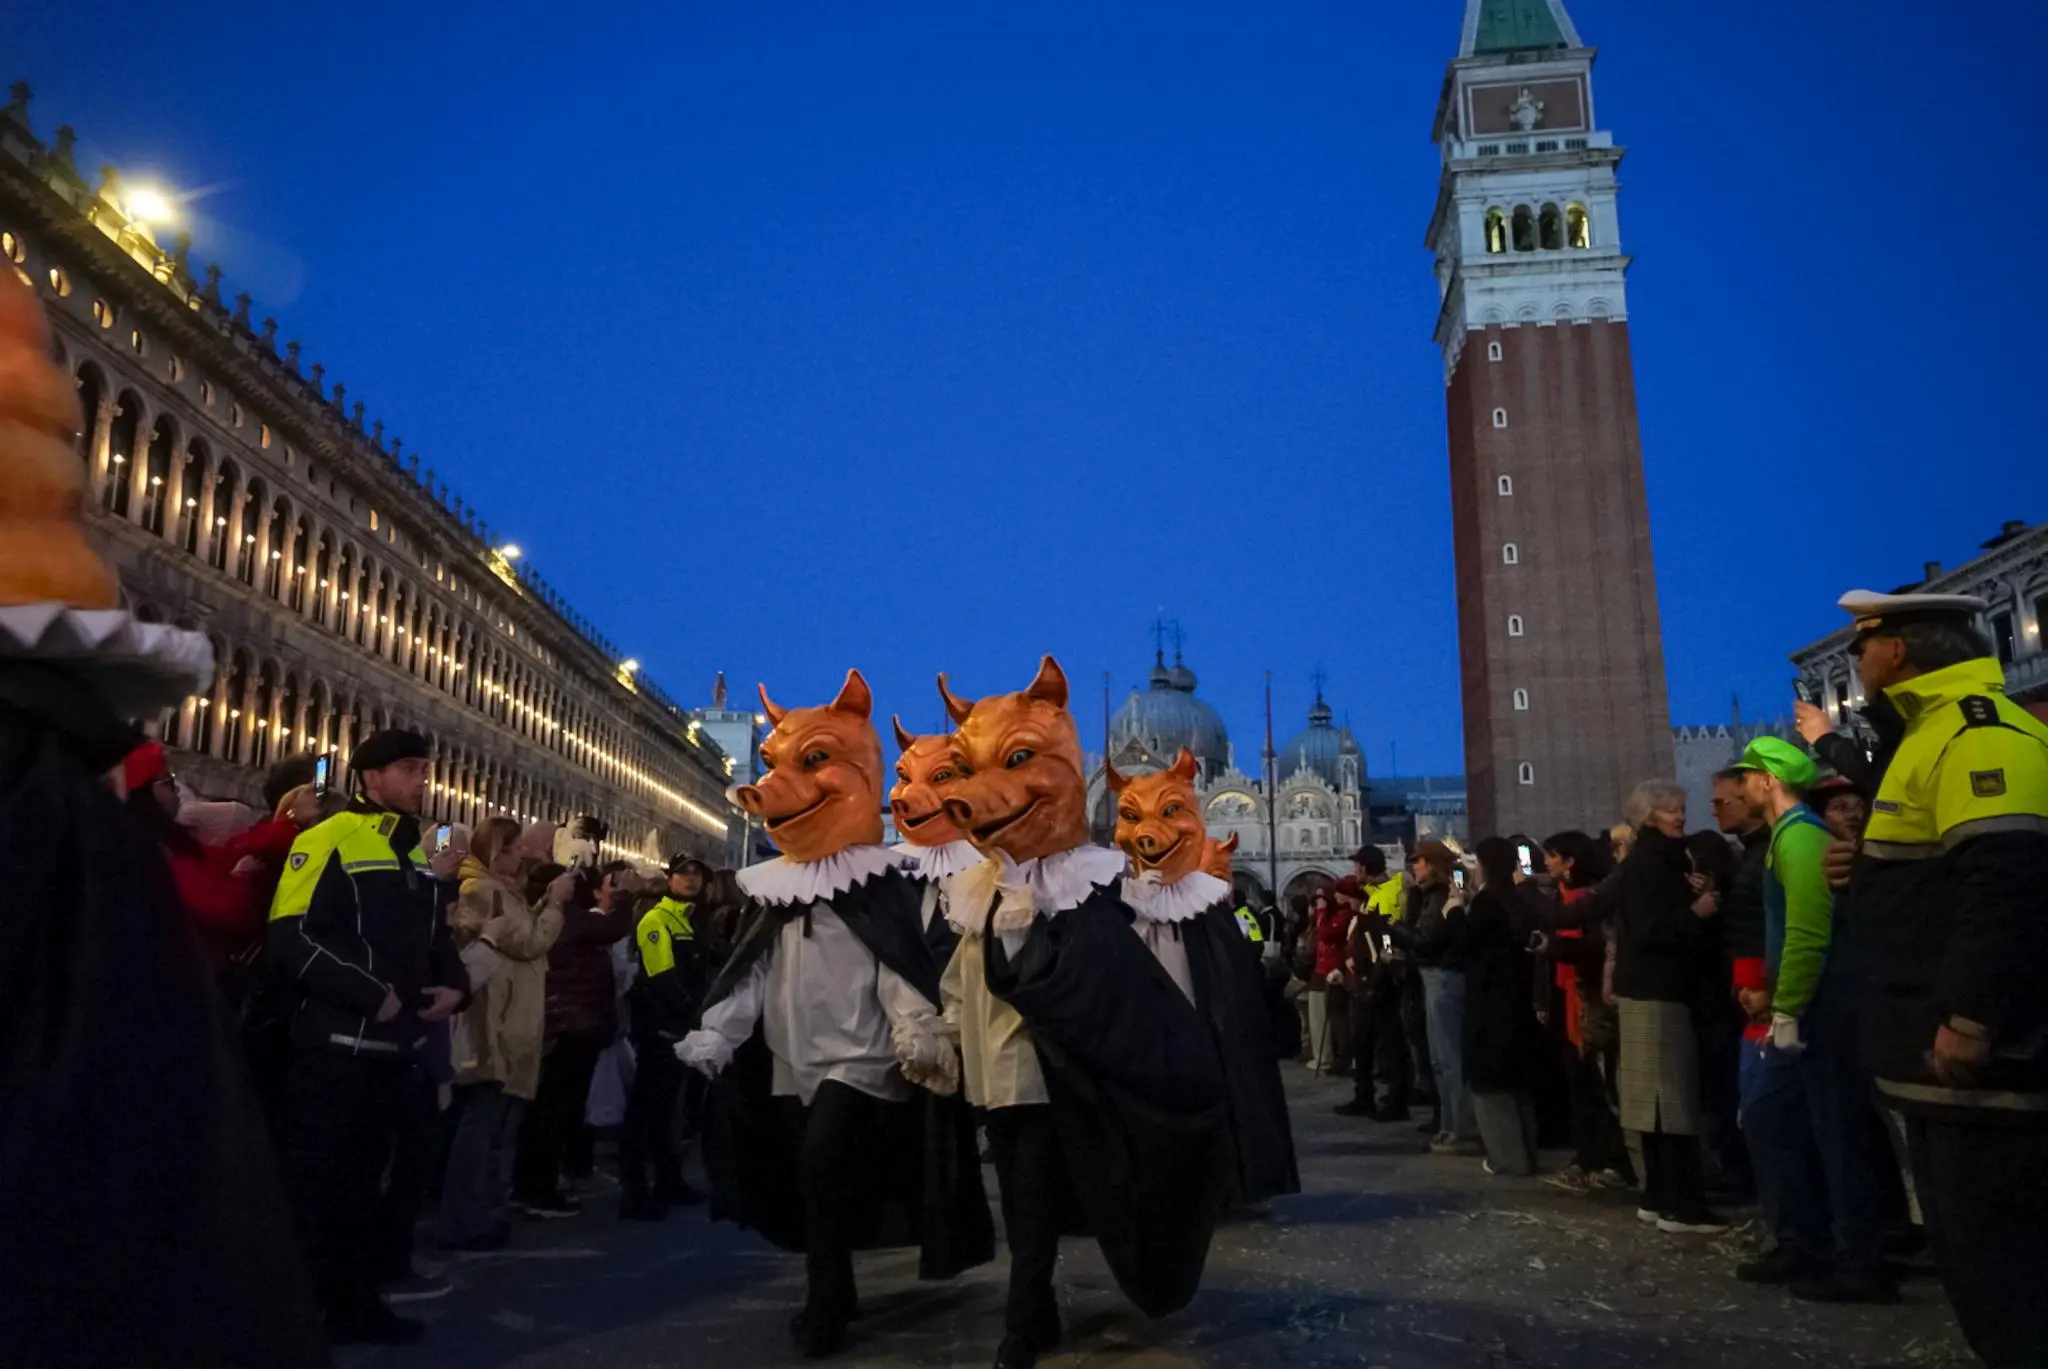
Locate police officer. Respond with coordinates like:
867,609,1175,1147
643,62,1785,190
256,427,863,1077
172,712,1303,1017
1823,590,2048,1364
619,854,713,1219
268,729,467,1345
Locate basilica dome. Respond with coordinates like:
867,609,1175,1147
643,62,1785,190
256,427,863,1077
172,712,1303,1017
1109,651,1230,778
1277,694,1361,790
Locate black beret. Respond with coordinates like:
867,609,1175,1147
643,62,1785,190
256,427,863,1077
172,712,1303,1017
350,728,431,774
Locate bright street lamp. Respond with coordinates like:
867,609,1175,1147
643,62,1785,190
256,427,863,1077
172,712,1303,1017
125,185,177,225
497,544,522,561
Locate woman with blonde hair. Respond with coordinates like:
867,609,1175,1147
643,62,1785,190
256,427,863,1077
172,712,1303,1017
1612,781,1727,1235
436,817,572,1250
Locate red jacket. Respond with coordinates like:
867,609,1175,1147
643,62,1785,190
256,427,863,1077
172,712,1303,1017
1313,905,1351,980
163,817,301,960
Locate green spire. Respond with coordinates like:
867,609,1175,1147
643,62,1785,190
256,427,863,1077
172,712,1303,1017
1469,0,1573,55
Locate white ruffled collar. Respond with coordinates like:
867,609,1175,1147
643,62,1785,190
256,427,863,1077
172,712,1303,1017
1121,869,1231,925
937,842,1128,935
737,844,909,907
891,838,984,883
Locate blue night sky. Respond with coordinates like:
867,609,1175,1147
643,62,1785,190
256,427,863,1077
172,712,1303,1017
16,2,2044,778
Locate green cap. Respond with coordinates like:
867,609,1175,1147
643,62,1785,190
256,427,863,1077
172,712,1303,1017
1732,736,1817,790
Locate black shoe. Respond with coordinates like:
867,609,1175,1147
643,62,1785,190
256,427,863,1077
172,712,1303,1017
1370,1105,1411,1122
791,1309,848,1358
1790,1273,1902,1306
515,1191,581,1220
993,1334,1038,1369
618,1192,669,1222
1333,1099,1378,1117
1736,1249,1831,1285
328,1306,426,1346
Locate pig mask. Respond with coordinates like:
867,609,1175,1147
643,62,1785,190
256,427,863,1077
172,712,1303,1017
938,656,1090,865
1201,832,1240,883
732,669,884,863
890,717,968,848
1108,747,1208,885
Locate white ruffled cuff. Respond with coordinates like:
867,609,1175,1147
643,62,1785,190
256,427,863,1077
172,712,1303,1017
676,1029,735,1077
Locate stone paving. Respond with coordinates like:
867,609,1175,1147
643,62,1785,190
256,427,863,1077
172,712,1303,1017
340,1067,1975,1368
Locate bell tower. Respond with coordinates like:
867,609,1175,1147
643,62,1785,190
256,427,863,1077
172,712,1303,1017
1426,0,1673,837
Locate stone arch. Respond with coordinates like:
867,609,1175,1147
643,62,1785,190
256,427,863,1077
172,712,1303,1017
1511,204,1535,252
1538,202,1563,250
1587,297,1613,319
106,388,144,516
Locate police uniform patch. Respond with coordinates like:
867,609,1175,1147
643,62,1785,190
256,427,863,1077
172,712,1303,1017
289,852,309,870
1873,799,1901,815
647,929,662,944
1971,769,2007,798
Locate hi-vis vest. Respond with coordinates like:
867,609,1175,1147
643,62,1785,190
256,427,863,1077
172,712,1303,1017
635,896,697,977
1862,660,2048,863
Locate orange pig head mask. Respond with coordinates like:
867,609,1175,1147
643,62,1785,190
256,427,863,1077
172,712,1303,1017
890,718,967,848
938,656,1089,865
1108,747,1209,885
1202,833,1240,883
731,669,884,862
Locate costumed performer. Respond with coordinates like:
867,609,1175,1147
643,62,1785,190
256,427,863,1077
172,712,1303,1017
890,715,982,964
676,669,991,1359
1111,749,1300,1206
0,272,327,1365
937,656,1229,1369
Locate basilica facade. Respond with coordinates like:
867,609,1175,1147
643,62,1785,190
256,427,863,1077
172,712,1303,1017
1087,649,1378,907
0,86,738,866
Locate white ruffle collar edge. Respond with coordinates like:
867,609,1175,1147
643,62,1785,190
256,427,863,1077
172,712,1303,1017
737,844,909,907
1121,869,1231,925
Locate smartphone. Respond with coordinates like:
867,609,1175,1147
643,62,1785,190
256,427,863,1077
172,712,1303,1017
1452,867,1467,891
313,755,331,797
1793,678,1818,707
433,823,452,850
1516,843,1534,877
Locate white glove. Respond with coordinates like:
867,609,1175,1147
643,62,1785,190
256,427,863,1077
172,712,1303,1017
891,1016,960,1096
676,1029,734,1078
1770,1013,1805,1054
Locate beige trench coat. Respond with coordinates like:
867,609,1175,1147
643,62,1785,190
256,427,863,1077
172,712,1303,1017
448,859,563,1100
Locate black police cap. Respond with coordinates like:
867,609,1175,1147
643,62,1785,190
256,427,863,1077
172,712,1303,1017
350,728,431,774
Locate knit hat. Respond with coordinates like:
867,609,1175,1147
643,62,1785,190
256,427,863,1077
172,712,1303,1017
1732,736,1817,790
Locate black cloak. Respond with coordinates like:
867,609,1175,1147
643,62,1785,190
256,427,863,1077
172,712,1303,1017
696,864,993,1281
1181,904,1301,1204
983,883,1229,1318
0,661,328,1367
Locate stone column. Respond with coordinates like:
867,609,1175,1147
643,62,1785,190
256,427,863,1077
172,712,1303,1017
164,445,189,548
87,395,115,501
124,402,153,525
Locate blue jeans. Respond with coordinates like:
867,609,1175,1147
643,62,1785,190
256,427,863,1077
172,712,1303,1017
438,1081,527,1244
1419,967,1475,1139
1740,1038,1830,1261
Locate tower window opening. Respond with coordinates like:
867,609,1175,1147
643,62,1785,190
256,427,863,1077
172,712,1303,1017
1511,205,1535,252
1483,208,1507,255
1492,407,1508,429
1566,203,1591,249
1507,614,1524,637
1512,688,1530,711
1517,762,1535,786
1497,474,1513,496
1502,543,1519,566
1539,203,1563,250
1486,339,1503,362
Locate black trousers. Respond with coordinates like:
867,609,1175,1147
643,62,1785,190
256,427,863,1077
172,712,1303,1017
1349,974,1412,1109
1639,1129,1707,1219
375,1063,442,1282
1565,1042,1630,1176
1909,1117,2048,1368
275,1050,410,1327
514,1032,605,1202
620,1039,684,1199
1398,969,1435,1102
984,1104,1071,1343
780,1081,893,1326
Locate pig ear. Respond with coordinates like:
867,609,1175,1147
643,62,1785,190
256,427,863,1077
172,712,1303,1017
936,673,974,726
1025,655,1068,708
1106,759,1128,794
830,668,873,718
757,683,787,729
1219,832,1240,856
1169,746,1199,782
892,715,916,751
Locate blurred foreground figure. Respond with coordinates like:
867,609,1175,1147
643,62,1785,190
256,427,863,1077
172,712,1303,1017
0,271,328,1366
